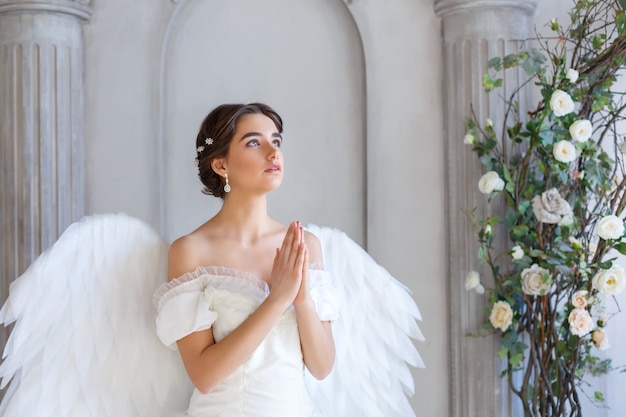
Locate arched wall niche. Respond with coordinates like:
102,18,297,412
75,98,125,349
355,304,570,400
157,0,367,245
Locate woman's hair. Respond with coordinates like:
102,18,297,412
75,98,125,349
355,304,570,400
195,103,283,198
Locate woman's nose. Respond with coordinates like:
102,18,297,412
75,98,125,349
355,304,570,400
266,144,279,160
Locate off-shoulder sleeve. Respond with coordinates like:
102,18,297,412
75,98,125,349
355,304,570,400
308,269,340,321
155,280,219,350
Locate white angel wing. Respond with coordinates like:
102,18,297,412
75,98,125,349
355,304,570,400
305,224,425,417
0,213,191,417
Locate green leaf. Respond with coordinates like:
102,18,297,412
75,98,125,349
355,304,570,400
520,48,547,75
498,347,508,359
482,74,503,92
478,247,488,263
486,57,502,71
509,353,524,367
594,391,605,403
614,242,626,255
503,53,520,69
617,11,626,35
504,210,520,228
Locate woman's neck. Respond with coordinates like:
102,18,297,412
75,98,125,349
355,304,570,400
211,193,279,244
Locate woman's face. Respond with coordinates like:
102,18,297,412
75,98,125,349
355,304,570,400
223,113,283,195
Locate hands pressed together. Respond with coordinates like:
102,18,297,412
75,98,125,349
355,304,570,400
269,221,311,310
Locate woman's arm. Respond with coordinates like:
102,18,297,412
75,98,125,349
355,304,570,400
169,222,306,393
293,230,336,379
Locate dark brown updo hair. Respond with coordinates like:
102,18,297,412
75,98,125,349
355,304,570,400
195,103,283,198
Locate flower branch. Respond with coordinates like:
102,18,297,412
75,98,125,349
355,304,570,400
464,1,626,416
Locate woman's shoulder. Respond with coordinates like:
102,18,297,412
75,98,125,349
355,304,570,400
168,224,218,281
170,230,210,259
303,228,323,265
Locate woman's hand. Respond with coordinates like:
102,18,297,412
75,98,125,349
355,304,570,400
268,221,307,310
293,244,311,307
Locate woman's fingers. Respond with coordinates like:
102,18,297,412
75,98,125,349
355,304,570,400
279,221,303,268
298,243,308,292
287,222,304,266
279,222,296,258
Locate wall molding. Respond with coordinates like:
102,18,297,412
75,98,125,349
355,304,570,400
0,0,92,19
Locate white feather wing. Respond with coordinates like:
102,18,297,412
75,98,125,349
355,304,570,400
306,224,425,417
0,213,191,417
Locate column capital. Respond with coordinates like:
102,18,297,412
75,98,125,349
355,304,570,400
0,0,93,20
434,0,537,17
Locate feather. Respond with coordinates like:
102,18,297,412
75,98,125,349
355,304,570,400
305,224,425,417
0,213,191,417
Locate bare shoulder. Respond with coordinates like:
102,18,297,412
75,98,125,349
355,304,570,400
167,232,209,281
303,229,323,265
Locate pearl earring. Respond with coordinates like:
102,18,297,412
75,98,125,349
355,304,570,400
224,173,231,193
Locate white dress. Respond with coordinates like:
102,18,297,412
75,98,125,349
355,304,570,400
153,266,340,417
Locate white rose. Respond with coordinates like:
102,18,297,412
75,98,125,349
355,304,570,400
568,308,594,336
596,214,625,240
592,329,609,350
464,271,484,294
553,140,577,163
566,68,579,83
484,224,492,236
478,171,505,194
550,90,576,117
463,133,475,145
571,290,589,309
521,264,552,296
532,188,573,224
569,119,592,142
511,245,524,260
489,301,513,332
486,118,494,128
592,265,626,295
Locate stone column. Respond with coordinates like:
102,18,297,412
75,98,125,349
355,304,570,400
434,1,537,416
0,0,92,340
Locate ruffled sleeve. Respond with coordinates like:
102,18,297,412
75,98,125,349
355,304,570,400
154,277,219,350
308,269,340,321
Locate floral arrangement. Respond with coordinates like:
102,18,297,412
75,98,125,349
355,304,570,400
464,1,626,416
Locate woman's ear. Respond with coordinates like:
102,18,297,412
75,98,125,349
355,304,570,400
211,158,227,176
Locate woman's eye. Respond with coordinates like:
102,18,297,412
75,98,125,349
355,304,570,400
246,139,259,147
272,139,282,147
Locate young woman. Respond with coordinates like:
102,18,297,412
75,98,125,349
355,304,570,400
154,103,338,417
0,102,422,417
